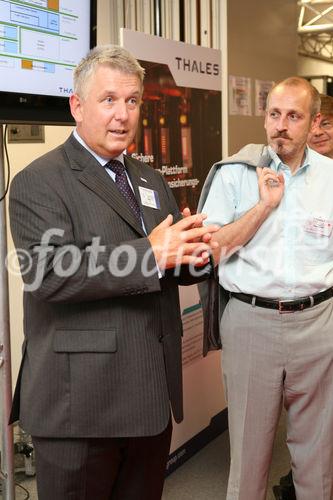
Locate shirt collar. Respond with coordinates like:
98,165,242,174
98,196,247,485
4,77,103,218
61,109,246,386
267,145,310,174
73,129,124,167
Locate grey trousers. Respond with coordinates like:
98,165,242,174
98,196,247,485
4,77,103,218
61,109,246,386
221,297,333,500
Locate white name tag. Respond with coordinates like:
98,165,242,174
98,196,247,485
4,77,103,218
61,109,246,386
139,186,160,209
304,217,333,237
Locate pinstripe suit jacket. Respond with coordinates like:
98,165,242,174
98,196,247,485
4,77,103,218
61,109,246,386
9,133,204,438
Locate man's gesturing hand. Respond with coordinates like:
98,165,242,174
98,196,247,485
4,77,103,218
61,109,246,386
256,167,285,210
181,207,216,244
148,213,220,271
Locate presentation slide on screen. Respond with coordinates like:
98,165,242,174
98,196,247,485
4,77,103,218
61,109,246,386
0,0,90,97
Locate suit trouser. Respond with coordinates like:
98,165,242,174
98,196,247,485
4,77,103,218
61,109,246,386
32,419,172,500
221,297,333,500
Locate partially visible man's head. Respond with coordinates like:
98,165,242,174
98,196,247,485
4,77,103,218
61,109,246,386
70,45,145,159
308,94,333,158
264,77,320,165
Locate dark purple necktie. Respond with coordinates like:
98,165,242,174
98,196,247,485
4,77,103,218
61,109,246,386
106,159,141,223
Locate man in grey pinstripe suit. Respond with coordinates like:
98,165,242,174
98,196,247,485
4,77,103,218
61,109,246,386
9,45,218,500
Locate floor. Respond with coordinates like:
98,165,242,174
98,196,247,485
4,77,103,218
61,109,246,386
162,413,290,500
1,411,290,500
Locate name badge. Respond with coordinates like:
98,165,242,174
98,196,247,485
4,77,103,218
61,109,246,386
139,186,160,209
304,217,333,237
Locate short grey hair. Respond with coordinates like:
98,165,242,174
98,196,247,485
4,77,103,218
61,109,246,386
266,76,321,117
73,45,145,98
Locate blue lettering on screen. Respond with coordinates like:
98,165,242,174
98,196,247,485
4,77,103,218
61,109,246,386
10,4,59,34
11,11,39,27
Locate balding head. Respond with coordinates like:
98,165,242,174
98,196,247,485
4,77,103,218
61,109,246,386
266,77,320,118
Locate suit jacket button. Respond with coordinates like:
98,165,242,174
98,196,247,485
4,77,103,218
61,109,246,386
158,335,163,342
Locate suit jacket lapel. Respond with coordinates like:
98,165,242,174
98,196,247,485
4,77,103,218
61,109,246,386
64,135,146,237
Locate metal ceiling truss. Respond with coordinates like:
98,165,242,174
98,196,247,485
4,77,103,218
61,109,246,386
298,0,333,61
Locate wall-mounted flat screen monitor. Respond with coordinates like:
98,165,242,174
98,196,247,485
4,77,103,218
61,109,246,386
0,0,96,124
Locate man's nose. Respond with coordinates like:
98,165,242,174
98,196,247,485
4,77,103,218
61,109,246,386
114,101,128,121
276,116,288,131
312,124,323,136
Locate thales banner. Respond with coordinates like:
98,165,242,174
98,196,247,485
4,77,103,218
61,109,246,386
122,28,226,470
121,28,222,213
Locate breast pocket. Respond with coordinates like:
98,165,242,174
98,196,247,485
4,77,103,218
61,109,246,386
302,230,333,265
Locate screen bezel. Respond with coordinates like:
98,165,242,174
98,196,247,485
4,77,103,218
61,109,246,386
0,0,97,125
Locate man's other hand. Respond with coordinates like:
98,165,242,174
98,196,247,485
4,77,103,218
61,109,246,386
148,213,219,270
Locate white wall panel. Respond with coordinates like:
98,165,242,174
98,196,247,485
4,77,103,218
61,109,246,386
109,0,125,44
136,0,154,34
161,0,180,40
124,0,137,30
212,0,221,49
200,0,211,47
184,0,198,45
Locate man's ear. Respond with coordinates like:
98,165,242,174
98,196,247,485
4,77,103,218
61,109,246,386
69,93,83,123
310,112,321,132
